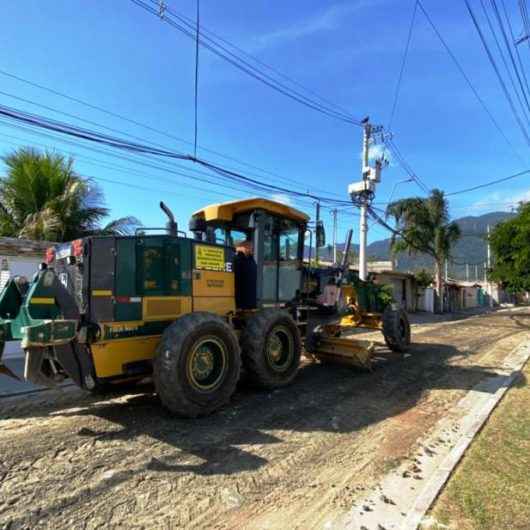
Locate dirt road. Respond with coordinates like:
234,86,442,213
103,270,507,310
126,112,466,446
1,309,529,529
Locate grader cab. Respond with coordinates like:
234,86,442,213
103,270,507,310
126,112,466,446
0,198,410,417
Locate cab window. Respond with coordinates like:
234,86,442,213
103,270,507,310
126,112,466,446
279,226,300,261
228,229,249,248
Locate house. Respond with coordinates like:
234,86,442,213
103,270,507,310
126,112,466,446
0,237,54,289
371,270,417,312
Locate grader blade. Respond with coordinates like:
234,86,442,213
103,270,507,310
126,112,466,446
313,336,374,369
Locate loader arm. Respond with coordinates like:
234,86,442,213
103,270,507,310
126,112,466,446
0,268,88,387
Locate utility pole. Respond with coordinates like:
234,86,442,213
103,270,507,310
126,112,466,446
475,264,478,282
466,263,469,282
359,123,371,281
332,208,338,265
444,259,448,282
315,201,321,266
486,224,493,307
348,119,383,281
486,224,491,270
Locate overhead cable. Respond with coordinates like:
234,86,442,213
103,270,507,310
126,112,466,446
388,0,418,131
417,0,526,165
130,0,363,126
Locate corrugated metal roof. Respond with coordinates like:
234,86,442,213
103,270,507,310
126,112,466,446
0,237,56,256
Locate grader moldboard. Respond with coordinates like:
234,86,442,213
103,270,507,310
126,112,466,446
0,198,410,417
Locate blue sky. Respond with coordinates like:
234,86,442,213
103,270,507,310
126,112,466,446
1,0,530,244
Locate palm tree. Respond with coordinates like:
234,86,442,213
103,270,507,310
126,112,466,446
0,147,140,241
386,189,461,312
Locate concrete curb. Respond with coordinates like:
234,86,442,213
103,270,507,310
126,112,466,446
404,345,529,529
341,339,530,530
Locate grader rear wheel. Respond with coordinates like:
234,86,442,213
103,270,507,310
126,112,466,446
154,312,241,417
240,309,301,389
382,307,411,353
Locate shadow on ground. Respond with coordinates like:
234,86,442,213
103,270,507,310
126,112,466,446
10,339,524,478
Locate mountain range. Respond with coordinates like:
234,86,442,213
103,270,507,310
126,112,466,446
310,211,514,280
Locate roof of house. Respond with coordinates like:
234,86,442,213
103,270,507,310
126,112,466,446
372,269,416,280
0,237,56,257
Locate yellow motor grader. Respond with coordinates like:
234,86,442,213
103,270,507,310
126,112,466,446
0,198,410,416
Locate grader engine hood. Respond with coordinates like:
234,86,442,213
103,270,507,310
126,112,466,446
0,268,79,382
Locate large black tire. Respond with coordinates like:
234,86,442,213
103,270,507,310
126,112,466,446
382,307,411,353
240,309,302,389
153,312,241,418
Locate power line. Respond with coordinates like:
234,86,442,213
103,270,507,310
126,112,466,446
490,0,530,119
388,0,418,131
500,0,530,104
0,101,354,207
446,167,530,195
417,0,527,165
165,1,355,119
130,0,363,126
464,0,530,147
384,139,430,193
479,0,530,126
0,69,343,197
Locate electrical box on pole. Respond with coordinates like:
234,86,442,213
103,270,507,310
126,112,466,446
348,120,385,281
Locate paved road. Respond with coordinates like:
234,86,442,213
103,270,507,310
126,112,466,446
1,308,529,529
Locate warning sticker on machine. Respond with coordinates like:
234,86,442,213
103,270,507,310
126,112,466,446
195,245,225,271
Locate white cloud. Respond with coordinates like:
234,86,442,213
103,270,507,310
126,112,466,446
254,1,374,50
270,193,293,206
455,189,530,215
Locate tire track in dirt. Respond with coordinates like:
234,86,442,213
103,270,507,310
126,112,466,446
0,310,528,529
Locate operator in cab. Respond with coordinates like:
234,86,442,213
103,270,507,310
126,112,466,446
233,239,257,310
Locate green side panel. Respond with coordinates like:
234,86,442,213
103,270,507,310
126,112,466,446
115,302,142,321
25,320,76,345
178,238,192,296
136,237,166,296
116,238,137,296
136,236,193,297
27,277,60,320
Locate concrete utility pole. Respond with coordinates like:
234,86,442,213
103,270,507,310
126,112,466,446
315,201,321,266
475,264,479,282
486,224,491,275
444,259,448,282
466,263,469,282
486,224,493,307
348,120,383,281
332,208,338,265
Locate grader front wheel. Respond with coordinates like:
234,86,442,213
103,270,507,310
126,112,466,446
382,307,411,353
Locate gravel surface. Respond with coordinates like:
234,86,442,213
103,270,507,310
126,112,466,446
1,308,528,529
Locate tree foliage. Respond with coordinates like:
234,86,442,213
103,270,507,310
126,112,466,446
386,189,461,311
488,203,530,293
414,269,434,289
0,148,140,241
386,189,461,261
